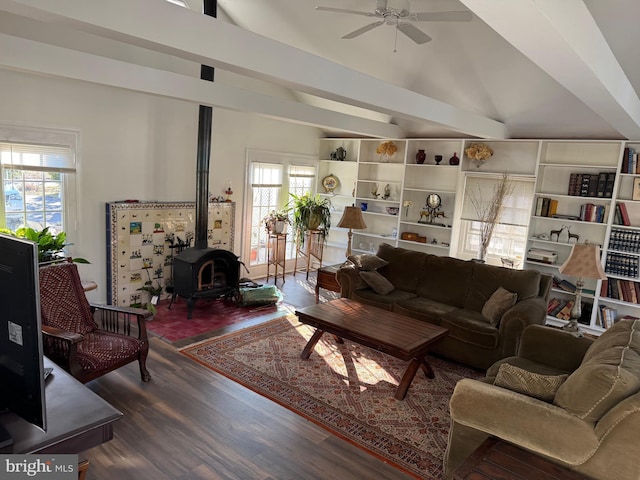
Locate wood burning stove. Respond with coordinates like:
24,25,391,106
171,248,240,319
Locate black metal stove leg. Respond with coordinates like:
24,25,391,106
186,297,195,319
168,292,178,310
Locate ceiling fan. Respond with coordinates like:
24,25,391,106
316,0,472,46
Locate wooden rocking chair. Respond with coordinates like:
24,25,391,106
38,262,151,384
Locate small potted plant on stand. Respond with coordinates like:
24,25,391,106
287,192,332,247
262,209,291,235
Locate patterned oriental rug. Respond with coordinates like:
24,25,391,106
180,316,482,479
145,298,289,343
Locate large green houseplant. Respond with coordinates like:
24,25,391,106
0,226,89,264
287,192,332,246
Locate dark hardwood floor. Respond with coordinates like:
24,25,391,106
84,270,413,480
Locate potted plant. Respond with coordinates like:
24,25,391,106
287,192,332,246
0,226,89,264
262,209,291,234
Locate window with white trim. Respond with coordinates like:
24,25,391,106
249,162,283,266
245,153,317,270
457,174,534,265
1,136,76,235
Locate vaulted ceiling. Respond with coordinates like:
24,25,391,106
1,0,639,140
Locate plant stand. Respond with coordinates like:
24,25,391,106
293,229,324,279
266,233,287,285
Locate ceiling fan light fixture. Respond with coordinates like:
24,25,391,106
316,0,471,47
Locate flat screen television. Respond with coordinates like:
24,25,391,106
0,233,47,446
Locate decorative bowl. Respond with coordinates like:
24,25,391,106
386,207,399,215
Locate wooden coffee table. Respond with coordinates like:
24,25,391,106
295,298,449,400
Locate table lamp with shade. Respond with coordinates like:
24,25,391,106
337,205,367,257
558,242,607,336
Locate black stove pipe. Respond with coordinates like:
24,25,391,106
195,0,216,249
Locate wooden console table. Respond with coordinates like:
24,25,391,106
453,437,589,480
0,357,122,455
315,263,342,303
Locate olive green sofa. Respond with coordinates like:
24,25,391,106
445,319,640,480
336,243,552,370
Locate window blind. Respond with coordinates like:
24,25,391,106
0,142,75,173
461,174,534,227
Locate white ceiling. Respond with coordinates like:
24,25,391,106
213,0,640,140
1,0,639,140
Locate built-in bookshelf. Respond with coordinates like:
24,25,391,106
318,137,640,335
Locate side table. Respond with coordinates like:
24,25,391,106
453,437,589,480
315,263,342,303
267,233,287,284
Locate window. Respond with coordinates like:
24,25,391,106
0,127,76,235
249,162,283,266
457,174,534,265
244,150,317,273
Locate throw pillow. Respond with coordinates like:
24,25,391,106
495,363,568,402
347,254,388,271
359,270,395,295
481,287,517,326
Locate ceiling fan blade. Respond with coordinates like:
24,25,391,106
413,11,473,22
342,21,384,39
316,6,376,17
397,23,432,44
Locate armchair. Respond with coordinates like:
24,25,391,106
38,262,151,384
445,321,640,480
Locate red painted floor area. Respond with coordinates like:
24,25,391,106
146,297,288,343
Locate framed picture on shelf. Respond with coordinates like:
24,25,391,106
633,178,640,201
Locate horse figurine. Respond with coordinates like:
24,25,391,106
550,225,579,243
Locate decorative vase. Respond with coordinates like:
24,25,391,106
472,159,486,169
360,202,368,212
435,155,443,165
416,150,426,164
449,152,460,165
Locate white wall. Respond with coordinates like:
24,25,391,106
0,68,320,302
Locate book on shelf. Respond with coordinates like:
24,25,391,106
620,279,632,302
556,300,575,320
618,202,631,226
587,174,599,197
578,302,592,325
558,279,576,293
579,174,591,196
596,172,608,197
600,278,608,297
550,299,568,317
598,304,617,329
568,173,579,196
604,172,616,198
621,147,635,174
579,203,607,223
547,297,562,314
621,148,628,173
548,199,558,217
541,197,550,217
535,197,542,216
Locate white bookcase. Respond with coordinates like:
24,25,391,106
524,140,624,334
317,136,640,335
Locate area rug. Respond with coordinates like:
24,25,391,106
180,316,482,479
146,297,289,343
